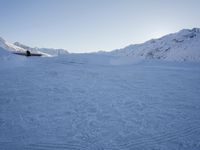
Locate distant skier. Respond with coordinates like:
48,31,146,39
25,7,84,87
26,50,31,56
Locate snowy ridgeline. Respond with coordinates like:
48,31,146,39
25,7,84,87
0,37,69,57
0,53,200,150
107,28,200,62
1,28,200,62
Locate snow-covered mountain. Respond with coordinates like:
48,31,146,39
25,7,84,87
0,37,26,52
37,48,69,56
109,28,200,61
14,42,69,56
0,37,68,57
0,37,51,57
1,28,200,61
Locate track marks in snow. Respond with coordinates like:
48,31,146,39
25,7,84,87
117,124,200,149
25,142,89,150
25,141,116,150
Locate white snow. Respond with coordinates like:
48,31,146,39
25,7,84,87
109,28,200,62
14,42,69,56
0,52,200,150
0,28,200,150
0,37,51,57
0,37,26,52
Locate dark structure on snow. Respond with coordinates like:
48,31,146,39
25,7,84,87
13,50,42,57
26,50,31,56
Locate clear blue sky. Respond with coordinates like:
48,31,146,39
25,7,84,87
0,0,200,52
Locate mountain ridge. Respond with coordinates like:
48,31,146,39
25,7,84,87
0,28,200,61
108,28,200,61
0,37,68,57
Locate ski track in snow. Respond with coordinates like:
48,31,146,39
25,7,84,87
0,56,200,150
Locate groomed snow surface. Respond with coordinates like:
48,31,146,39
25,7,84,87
0,53,200,150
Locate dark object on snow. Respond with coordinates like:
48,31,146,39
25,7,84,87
13,50,42,57
26,50,31,56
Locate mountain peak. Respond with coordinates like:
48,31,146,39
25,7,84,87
110,28,200,61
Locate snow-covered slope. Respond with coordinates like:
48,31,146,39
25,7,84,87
0,36,68,57
109,28,200,61
0,37,52,57
0,37,26,61
14,42,69,56
0,53,200,150
0,47,10,57
37,48,69,56
1,30,200,149
0,37,26,52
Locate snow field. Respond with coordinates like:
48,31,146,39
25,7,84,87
0,55,200,150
